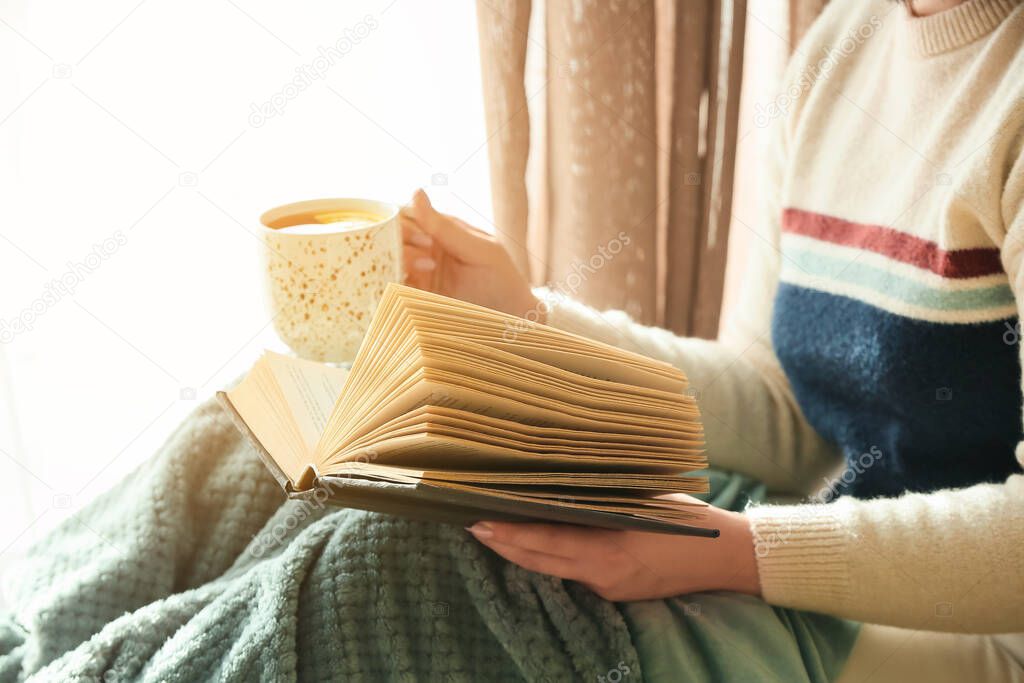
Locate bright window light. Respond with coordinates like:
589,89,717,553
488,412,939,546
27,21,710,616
0,0,493,585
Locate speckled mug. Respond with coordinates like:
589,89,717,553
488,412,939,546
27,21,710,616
260,198,401,363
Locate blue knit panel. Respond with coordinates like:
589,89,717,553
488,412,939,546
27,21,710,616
772,283,1022,498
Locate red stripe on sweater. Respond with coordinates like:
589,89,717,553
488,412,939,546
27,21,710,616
781,208,1003,279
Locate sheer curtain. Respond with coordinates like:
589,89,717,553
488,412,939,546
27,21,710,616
476,0,746,338
0,0,492,592
721,0,828,316
790,0,832,49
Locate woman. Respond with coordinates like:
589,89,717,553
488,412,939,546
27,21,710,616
401,0,1024,678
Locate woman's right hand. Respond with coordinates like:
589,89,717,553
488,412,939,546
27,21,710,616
399,189,542,320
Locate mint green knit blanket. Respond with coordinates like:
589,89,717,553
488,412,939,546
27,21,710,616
0,398,858,682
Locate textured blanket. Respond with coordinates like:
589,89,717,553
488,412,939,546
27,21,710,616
0,397,859,682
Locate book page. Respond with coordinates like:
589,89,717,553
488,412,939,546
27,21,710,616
264,351,350,453
224,366,307,482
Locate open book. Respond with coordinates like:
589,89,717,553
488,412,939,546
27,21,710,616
218,284,716,536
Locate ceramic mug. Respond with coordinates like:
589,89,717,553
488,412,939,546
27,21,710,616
260,198,401,363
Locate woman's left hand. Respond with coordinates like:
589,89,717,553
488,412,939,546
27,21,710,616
466,497,762,601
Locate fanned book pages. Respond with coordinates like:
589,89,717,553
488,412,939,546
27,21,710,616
219,283,717,537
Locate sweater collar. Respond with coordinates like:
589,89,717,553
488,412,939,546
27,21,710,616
900,0,1021,57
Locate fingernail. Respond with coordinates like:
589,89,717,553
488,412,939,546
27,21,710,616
413,256,436,271
466,522,493,539
409,231,433,248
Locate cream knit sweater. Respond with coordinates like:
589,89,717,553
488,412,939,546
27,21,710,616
537,0,1024,634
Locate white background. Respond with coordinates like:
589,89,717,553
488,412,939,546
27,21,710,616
0,0,790,598
0,0,494,581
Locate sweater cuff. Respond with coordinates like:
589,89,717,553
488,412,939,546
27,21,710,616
747,500,855,612
533,286,610,340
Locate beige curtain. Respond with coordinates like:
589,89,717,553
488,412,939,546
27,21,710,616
790,0,830,50
476,0,746,339
721,0,829,322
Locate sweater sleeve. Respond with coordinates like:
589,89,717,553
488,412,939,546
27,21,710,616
746,147,1024,634
747,474,1024,633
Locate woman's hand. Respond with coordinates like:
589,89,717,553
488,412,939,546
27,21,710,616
400,189,541,319
466,498,762,601
403,190,761,601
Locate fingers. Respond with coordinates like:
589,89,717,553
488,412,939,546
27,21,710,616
402,244,436,290
402,189,496,264
400,202,439,286
467,521,608,559
398,189,438,236
479,539,587,581
466,522,652,599
404,244,436,272
402,219,433,248
401,213,439,290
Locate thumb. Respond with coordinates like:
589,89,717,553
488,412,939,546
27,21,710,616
410,189,495,264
